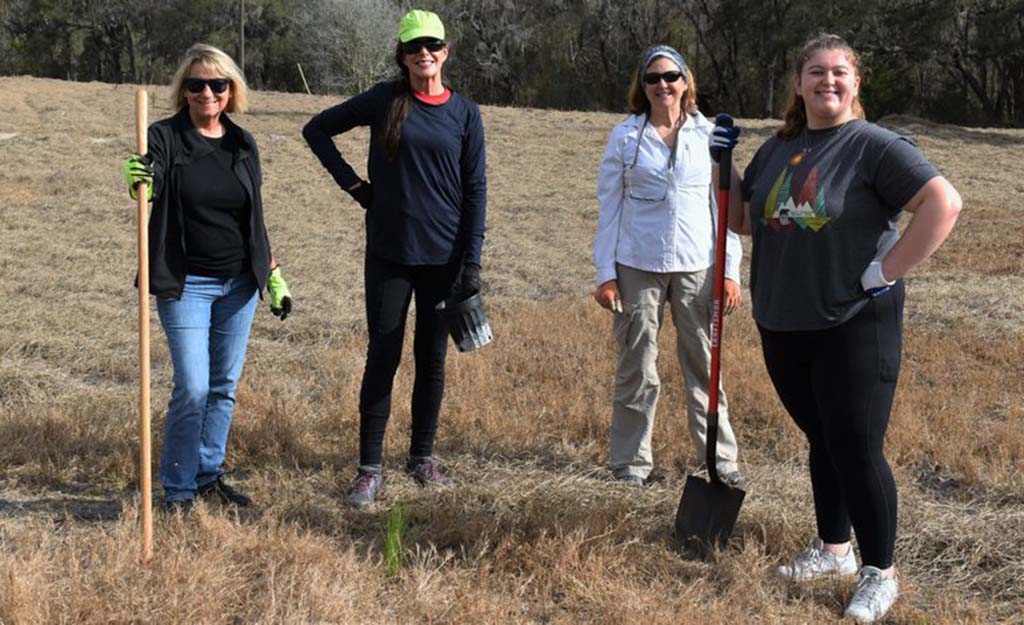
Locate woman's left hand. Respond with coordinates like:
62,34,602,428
709,117,740,164
723,278,741,315
268,266,293,321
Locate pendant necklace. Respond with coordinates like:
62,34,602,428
789,128,813,166
800,120,850,160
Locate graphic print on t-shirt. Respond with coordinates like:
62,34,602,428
763,150,830,232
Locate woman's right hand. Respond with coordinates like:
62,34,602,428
122,153,153,201
346,180,373,209
593,279,622,312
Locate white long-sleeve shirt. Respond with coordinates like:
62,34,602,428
593,111,742,286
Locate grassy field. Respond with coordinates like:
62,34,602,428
0,76,1022,623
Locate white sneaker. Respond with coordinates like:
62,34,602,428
844,566,898,623
775,537,858,582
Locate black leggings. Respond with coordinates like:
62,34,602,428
758,282,904,569
358,253,458,469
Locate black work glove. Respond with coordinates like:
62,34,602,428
458,262,481,298
346,181,373,209
709,113,740,164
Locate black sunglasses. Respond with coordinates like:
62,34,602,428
183,77,231,94
643,71,684,85
401,38,446,55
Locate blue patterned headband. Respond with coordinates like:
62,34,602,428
640,45,688,82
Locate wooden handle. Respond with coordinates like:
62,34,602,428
136,88,153,564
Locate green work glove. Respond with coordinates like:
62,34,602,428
267,266,293,321
122,153,154,201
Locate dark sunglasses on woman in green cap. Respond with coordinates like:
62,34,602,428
401,39,446,55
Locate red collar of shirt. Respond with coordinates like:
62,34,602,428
412,88,451,106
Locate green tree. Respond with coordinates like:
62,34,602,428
296,0,399,95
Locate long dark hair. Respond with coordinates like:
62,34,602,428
382,44,413,161
778,33,865,139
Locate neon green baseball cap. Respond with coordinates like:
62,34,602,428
398,9,445,43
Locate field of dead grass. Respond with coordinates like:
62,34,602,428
0,76,1022,623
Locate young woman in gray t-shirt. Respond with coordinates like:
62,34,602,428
726,34,961,623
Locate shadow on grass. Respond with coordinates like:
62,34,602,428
439,439,705,486
0,493,123,523
781,578,851,615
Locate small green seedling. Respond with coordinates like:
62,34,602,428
384,501,408,576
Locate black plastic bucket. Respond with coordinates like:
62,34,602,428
435,291,493,352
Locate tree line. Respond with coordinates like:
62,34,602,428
2,0,1022,126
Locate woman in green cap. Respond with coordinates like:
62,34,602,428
303,9,486,508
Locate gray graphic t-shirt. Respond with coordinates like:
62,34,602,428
742,120,939,331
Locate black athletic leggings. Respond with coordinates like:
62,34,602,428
758,282,904,569
358,252,459,469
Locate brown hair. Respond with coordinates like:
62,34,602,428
778,33,864,139
382,44,413,161
626,53,697,116
169,43,248,114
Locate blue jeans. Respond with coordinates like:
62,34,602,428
157,273,258,501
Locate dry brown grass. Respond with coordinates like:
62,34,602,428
0,76,1022,623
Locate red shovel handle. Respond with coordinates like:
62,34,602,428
706,114,733,485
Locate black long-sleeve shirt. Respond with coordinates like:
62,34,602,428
179,135,251,277
143,108,271,299
303,82,487,266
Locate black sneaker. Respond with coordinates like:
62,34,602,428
405,457,454,487
162,498,194,515
197,477,252,507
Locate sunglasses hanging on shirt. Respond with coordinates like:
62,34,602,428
183,78,231,94
643,71,684,85
401,38,446,55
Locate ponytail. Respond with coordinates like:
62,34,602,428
382,43,413,160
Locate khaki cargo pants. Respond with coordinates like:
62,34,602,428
610,264,739,480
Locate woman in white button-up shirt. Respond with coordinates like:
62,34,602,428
593,45,743,487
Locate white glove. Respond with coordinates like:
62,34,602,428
860,260,895,297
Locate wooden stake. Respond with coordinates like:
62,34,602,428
297,62,312,95
136,88,153,564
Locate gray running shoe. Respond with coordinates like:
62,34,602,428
346,471,383,509
844,566,898,623
406,457,453,487
720,470,744,488
776,536,858,582
617,475,645,487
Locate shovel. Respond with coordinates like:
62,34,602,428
674,114,745,559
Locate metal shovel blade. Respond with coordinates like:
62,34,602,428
675,474,746,559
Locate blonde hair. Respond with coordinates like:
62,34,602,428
627,54,697,116
778,33,864,139
168,43,249,114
